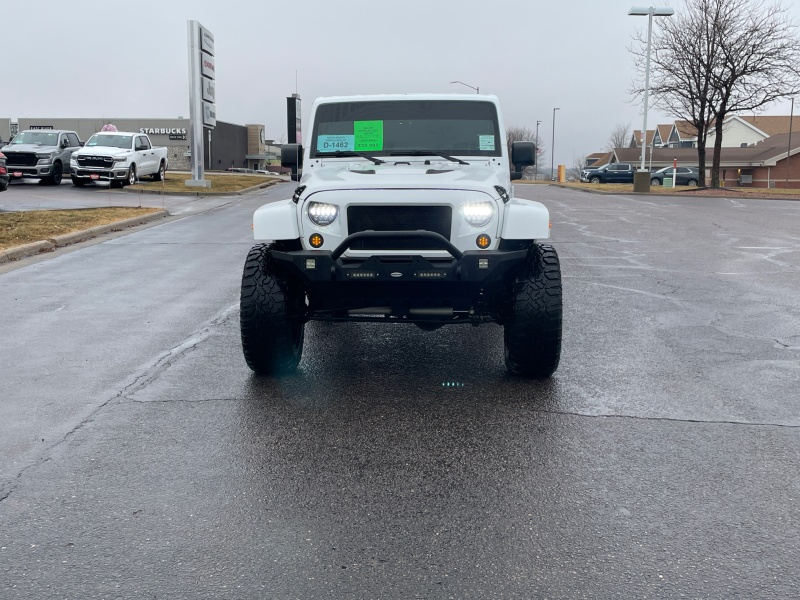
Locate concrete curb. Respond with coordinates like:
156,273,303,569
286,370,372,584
544,183,800,201
123,177,284,197
0,210,169,264
1,240,56,263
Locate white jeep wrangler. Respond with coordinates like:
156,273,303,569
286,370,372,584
240,94,562,377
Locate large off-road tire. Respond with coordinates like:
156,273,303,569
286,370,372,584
152,160,166,181
504,243,562,377
240,243,305,375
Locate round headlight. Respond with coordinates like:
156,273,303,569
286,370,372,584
462,201,495,227
308,201,339,226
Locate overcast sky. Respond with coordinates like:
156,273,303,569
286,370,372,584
3,0,800,168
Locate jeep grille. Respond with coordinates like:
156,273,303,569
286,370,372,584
347,206,452,250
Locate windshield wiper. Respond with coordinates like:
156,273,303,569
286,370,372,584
389,151,469,165
315,151,385,164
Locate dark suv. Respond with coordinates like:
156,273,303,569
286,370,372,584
649,166,700,187
581,163,635,183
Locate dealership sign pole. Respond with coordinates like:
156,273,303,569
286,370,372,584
186,20,215,188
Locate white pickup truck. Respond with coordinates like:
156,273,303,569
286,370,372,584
70,131,168,187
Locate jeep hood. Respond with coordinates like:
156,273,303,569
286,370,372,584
300,162,507,195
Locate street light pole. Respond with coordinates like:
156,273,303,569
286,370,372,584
551,108,560,181
629,6,674,191
535,119,542,180
450,80,479,93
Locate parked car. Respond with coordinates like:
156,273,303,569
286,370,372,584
649,166,701,187
70,132,168,188
581,163,635,184
580,163,608,182
0,129,82,185
0,151,9,191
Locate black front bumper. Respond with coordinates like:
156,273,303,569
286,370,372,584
271,231,527,285
268,231,528,323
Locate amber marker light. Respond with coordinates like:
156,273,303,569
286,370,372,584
309,233,324,248
476,234,491,249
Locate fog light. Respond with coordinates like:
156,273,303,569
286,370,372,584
305,259,316,269
309,233,324,248
476,234,491,249
478,258,489,269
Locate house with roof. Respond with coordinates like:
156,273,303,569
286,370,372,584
705,115,800,148
590,112,800,187
631,123,695,149
612,130,800,188
630,129,656,148
585,151,613,168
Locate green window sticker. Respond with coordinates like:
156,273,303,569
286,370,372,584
479,135,495,151
354,120,384,151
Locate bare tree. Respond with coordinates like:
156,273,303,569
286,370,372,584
710,0,800,186
607,123,632,151
571,154,588,181
631,0,800,187
506,126,546,178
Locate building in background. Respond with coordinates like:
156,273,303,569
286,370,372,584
0,117,275,172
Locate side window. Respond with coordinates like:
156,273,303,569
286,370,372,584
67,133,80,147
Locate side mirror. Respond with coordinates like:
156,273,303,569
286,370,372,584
61,138,69,148
281,143,303,180
510,171,523,181
510,141,535,169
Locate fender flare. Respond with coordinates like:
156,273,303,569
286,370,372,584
253,199,300,240
500,198,551,239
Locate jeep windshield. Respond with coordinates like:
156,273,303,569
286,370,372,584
11,131,58,146
310,99,501,159
85,134,133,149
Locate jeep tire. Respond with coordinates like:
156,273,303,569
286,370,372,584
240,243,305,375
504,243,562,377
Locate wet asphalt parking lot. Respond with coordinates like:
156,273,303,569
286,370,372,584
1,181,799,598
